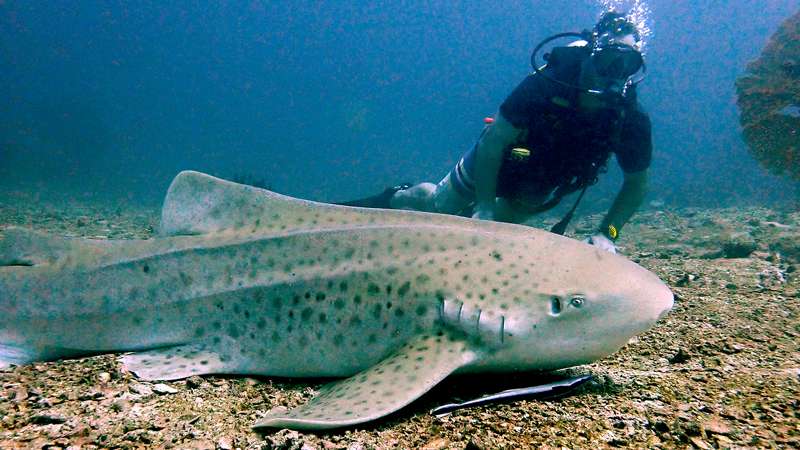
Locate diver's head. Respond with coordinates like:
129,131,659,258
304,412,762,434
578,11,644,108
590,12,643,82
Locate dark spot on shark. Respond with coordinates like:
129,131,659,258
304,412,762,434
353,295,362,305
301,308,313,320
334,298,345,310
398,281,411,297
318,313,327,323
227,324,240,338
257,318,267,329
371,304,383,319
367,283,380,295
339,281,348,292
142,264,150,274
315,292,326,301
333,334,344,347
194,327,205,337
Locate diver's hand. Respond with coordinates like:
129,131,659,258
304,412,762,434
584,233,617,254
471,205,495,221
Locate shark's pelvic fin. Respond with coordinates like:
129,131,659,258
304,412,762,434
253,334,476,430
120,343,235,380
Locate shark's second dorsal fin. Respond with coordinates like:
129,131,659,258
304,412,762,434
160,170,453,237
0,227,73,267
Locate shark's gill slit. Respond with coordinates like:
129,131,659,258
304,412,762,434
550,297,562,315
499,316,505,343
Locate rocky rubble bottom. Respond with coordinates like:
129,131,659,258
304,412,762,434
0,194,798,449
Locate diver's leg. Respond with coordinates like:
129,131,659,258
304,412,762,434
390,172,474,215
389,182,438,211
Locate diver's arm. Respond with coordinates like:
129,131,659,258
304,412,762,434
599,169,648,238
472,112,524,219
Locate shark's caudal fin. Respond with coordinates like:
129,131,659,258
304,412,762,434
0,344,37,370
0,227,76,267
253,335,476,430
159,171,488,238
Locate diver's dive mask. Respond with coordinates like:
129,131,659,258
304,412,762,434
590,41,643,80
590,11,644,82
530,11,645,101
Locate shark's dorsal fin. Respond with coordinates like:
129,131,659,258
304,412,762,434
160,171,505,238
253,334,476,430
0,227,82,267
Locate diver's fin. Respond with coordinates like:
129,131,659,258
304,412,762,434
253,334,476,430
336,183,411,208
161,172,431,237
120,343,236,380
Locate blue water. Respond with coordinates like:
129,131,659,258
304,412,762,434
0,0,796,208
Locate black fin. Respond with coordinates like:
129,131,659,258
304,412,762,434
337,183,411,209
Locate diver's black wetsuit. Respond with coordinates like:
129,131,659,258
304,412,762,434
492,46,652,204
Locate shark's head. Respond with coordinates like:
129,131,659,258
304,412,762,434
483,235,673,371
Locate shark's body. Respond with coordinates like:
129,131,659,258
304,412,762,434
0,171,673,429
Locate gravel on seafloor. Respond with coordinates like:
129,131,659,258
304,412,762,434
0,192,798,449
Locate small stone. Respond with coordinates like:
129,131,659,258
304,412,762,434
703,417,732,435
13,386,29,402
465,437,486,450
689,436,713,450
216,436,233,450
668,348,691,364
186,376,204,389
420,437,451,450
130,383,153,396
30,413,67,425
683,421,702,436
153,383,178,395
98,372,111,383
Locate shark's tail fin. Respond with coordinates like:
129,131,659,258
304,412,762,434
0,227,75,267
0,343,36,369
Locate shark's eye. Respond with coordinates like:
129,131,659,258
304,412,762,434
550,296,562,315
570,296,585,308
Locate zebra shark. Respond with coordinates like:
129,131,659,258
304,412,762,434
0,171,673,430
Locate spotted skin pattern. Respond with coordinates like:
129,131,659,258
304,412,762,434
0,171,673,430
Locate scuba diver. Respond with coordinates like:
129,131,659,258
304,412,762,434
342,11,652,254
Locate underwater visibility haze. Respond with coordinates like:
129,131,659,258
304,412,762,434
0,0,797,208
1,1,800,448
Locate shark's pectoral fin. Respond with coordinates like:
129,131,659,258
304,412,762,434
253,334,477,431
120,343,234,380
